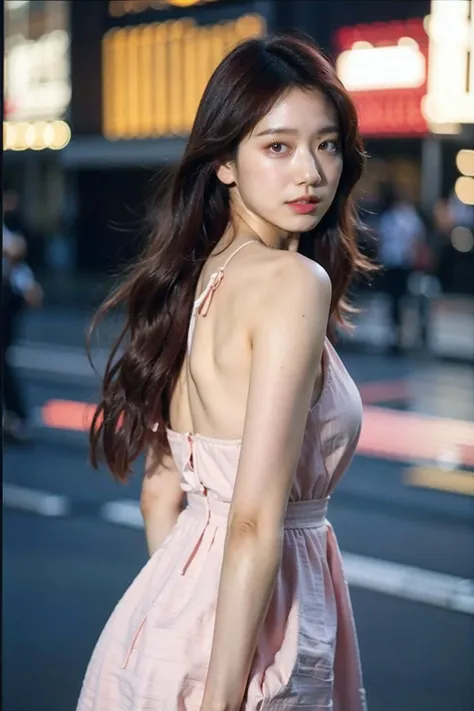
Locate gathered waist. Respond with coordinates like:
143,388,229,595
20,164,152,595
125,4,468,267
186,492,329,530
285,497,329,529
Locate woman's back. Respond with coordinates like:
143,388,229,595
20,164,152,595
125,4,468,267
168,238,327,441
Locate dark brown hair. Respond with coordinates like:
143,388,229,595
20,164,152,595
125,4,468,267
88,31,371,480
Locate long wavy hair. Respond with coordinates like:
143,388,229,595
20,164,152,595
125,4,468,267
88,31,372,481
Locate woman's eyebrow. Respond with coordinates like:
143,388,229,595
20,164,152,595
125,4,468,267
255,124,339,137
255,127,299,136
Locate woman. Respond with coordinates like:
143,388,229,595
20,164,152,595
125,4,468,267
78,32,370,711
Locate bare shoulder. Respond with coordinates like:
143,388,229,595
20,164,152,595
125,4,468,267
244,246,331,322
272,250,331,301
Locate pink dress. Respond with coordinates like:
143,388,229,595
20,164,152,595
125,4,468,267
77,242,367,711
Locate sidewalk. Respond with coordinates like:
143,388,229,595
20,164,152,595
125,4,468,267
340,292,474,363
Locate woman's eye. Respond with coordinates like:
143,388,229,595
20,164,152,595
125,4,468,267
320,139,340,153
267,142,289,155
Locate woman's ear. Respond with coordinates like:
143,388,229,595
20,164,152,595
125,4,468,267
216,160,236,187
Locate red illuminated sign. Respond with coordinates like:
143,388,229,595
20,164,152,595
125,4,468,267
335,19,429,138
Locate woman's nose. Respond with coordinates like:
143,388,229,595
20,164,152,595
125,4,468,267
295,152,322,185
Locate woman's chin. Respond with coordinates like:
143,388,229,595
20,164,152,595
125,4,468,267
282,214,321,232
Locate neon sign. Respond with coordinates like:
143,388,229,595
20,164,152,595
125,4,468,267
424,0,474,132
101,14,265,139
4,29,71,121
335,19,429,138
337,43,426,92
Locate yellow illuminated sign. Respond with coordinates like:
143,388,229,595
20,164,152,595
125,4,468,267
455,149,474,206
3,120,71,151
102,14,266,139
109,0,219,17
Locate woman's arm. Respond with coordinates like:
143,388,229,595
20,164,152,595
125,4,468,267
200,254,332,711
140,445,185,556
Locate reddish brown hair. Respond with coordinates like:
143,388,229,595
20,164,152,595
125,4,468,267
88,31,371,480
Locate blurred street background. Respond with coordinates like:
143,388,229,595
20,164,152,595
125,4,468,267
3,1,474,710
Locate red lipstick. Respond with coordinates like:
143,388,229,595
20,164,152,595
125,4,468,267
286,196,320,214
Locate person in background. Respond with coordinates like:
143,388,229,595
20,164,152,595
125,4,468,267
2,222,43,442
377,186,427,354
3,188,25,234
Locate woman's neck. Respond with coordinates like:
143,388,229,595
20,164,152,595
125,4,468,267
218,218,299,253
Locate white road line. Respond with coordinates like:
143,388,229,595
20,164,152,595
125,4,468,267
4,486,474,615
101,500,144,529
3,484,70,517
342,552,474,616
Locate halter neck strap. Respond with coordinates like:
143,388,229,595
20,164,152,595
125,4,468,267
221,239,260,271
193,240,259,318
187,240,259,353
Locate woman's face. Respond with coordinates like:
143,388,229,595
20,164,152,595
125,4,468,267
218,87,344,246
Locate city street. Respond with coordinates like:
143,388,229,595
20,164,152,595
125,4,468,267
4,0,474,709
3,306,474,711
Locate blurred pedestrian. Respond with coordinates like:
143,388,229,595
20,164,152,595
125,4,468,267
378,186,427,354
2,223,43,442
78,33,370,711
3,188,26,235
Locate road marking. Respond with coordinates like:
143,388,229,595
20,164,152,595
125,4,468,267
358,405,474,467
3,484,70,517
405,466,474,497
4,485,474,615
101,500,144,529
342,553,474,615
41,399,96,431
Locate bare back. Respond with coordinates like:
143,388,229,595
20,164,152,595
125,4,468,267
168,239,326,440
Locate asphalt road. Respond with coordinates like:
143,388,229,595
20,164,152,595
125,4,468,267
3,309,474,711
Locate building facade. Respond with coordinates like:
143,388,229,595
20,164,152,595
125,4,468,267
328,0,474,294
63,0,276,271
6,0,472,291
4,0,72,268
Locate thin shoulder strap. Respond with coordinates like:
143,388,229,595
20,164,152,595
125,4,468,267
221,239,259,270
187,239,259,353
193,239,259,318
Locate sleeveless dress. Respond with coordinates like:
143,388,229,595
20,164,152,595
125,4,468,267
77,241,368,711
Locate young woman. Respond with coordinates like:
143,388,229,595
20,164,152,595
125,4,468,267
78,32,370,711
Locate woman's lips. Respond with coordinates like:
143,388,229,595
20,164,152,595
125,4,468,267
286,199,320,214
